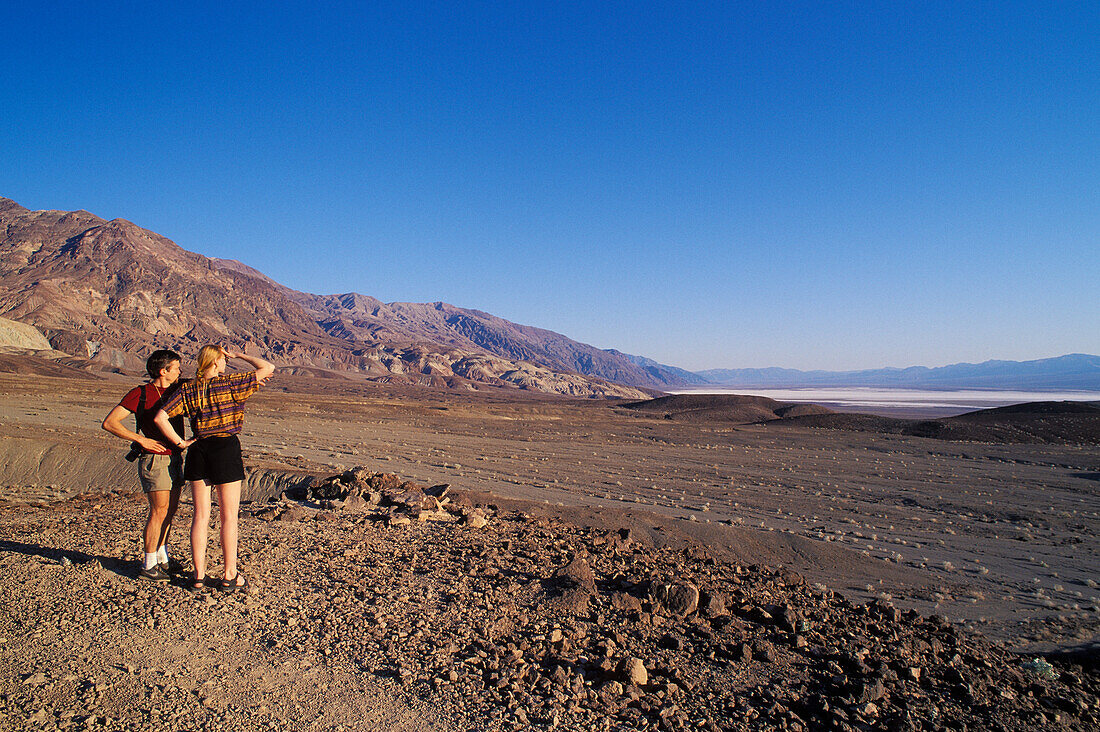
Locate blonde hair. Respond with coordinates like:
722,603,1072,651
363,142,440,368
194,345,224,414
195,345,223,382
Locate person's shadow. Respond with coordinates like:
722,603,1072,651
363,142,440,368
0,540,135,580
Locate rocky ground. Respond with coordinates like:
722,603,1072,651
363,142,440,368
2,371,1099,729
3,372,1098,648
2,471,1098,731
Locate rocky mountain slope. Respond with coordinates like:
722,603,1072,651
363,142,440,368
212,257,696,389
0,197,656,398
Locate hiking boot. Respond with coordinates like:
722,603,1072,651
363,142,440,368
138,564,170,582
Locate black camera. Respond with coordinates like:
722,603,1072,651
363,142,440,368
125,443,142,462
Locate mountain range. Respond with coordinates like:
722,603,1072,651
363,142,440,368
696,354,1100,391
0,197,688,397
1,196,1095,396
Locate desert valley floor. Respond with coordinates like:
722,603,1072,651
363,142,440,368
1,371,1097,730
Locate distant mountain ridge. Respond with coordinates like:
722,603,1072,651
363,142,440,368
697,354,1100,391
279,289,694,389
210,257,693,389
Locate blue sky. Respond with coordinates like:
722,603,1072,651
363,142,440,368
2,2,1097,371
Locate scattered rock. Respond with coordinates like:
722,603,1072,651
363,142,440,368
622,658,648,686
553,557,597,594
701,591,729,618
651,581,699,617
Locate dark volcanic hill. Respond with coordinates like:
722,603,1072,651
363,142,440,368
0,197,661,398
771,400,1100,445
622,392,1100,444
620,393,834,423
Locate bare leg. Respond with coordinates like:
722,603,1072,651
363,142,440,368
155,485,182,553
144,491,171,554
215,480,242,581
190,480,212,580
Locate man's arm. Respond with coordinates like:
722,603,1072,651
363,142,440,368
102,406,170,453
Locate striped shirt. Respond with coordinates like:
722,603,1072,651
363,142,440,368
161,372,259,438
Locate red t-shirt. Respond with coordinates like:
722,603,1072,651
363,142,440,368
118,383,186,454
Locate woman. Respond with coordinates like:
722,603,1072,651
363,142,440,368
154,345,274,592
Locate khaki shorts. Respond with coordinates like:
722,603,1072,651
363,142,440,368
138,453,184,493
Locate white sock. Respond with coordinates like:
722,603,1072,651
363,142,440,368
143,552,158,570
156,546,169,564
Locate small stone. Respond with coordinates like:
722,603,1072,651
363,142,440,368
622,658,648,686
701,591,729,618
730,643,752,664
555,558,596,594
343,494,368,512
858,679,885,703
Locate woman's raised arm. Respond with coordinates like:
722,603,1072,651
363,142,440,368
225,349,275,382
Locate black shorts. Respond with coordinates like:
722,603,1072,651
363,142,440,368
184,435,245,485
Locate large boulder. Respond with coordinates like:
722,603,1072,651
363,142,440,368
650,580,700,617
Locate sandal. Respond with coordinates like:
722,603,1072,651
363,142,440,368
218,575,248,593
186,576,207,594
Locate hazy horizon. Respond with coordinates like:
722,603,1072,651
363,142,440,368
688,352,1099,374
672,386,1100,402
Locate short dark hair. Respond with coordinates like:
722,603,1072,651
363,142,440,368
146,349,182,379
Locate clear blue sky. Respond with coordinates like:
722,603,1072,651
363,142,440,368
2,2,1097,371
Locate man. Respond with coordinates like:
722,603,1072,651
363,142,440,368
102,349,189,581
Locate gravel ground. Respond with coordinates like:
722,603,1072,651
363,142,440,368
1,483,1098,731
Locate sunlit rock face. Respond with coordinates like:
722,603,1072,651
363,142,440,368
0,197,655,398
